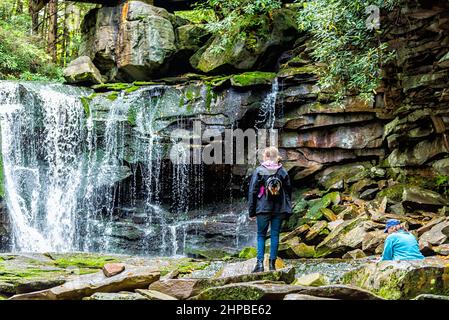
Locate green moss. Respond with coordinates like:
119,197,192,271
376,184,406,202
238,247,257,260
206,75,231,88
106,92,119,101
133,81,158,86
159,258,210,275
277,65,319,78
80,97,91,117
92,83,131,92
178,263,209,274
205,85,213,112
197,285,265,300
305,192,340,220
125,85,140,94
230,71,276,87
52,254,118,269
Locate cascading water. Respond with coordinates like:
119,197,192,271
256,77,279,130
0,82,88,252
0,81,255,256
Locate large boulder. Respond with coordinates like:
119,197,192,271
190,9,298,73
341,259,449,300
63,56,103,85
116,2,176,80
80,1,178,81
402,186,449,210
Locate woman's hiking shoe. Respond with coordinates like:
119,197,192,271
252,260,264,273
269,259,276,271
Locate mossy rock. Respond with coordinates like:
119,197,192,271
159,258,210,276
238,247,257,260
51,253,119,269
230,71,276,87
277,65,319,78
305,192,340,220
376,184,406,203
341,260,449,300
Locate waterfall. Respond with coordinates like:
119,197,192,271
0,81,253,256
0,82,88,252
256,77,279,129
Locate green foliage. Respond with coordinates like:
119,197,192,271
194,0,282,54
174,9,217,24
435,175,449,195
0,6,63,81
296,0,399,101
238,247,257,259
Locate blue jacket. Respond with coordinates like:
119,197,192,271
381,230,425,261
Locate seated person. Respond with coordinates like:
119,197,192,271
381,219,424,261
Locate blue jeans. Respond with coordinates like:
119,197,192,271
256,214,284,261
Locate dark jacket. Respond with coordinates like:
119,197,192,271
248,165,292,218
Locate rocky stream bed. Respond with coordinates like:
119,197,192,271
0,252,448,300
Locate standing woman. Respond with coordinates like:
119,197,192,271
248,146,292,272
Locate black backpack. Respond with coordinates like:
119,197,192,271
264,169,283,199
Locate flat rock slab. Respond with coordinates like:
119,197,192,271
135,289,178,300
83,291,147,300
9,265,160,300
149,268,295,299
284,294,337,300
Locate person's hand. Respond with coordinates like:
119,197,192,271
249,216,256,221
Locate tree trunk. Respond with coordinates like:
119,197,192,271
28,0,39,34
47,0,58,62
